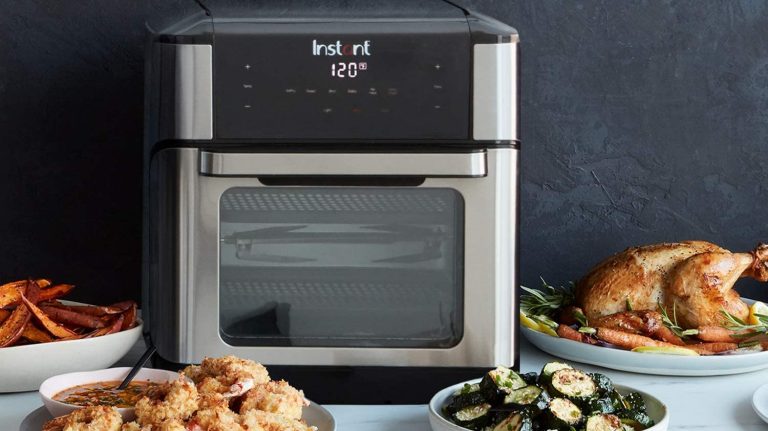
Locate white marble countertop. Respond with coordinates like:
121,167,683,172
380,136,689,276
3,337,768,430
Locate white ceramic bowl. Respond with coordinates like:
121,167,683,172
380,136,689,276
428,378,670,431
0,318,142,393
39,367,180,420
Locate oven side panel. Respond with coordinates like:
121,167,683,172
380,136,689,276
148,147,199,361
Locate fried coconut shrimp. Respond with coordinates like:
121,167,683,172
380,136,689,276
121,420,187,431
43,406,123,431
119,423,142,431
239,380,309,420
183,355,270,397
240,410,317,431
187,404,245,431
134,375,199,426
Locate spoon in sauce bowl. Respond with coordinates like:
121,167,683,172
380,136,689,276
116,345,157,390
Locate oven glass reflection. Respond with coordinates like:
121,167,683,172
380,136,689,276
219,187,464,348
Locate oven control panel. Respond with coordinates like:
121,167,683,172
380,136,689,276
213,22,470,140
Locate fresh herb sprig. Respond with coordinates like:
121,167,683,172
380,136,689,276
657,302,698,338
720,309,768,335
520,278,575,318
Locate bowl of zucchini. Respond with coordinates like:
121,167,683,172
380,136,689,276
428,361,669,431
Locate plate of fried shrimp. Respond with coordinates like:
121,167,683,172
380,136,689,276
27,355,335,431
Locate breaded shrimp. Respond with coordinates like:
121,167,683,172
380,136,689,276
240,410,318,431
183,355,270,397
119,423,143,431
239,380,309,419
43,406,123,431
135,375,198,426
187,405,245,431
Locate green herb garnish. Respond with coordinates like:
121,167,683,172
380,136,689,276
520,278,575,318
657,302,698,338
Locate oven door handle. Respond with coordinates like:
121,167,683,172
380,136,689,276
199,151,487,177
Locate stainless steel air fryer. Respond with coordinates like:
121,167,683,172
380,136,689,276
143,0,519,403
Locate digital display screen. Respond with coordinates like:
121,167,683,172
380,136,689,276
214,22,470,140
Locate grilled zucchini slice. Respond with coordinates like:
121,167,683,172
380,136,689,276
621,392,646,412
590,373,614,395
446,391,488,414
451,403,492,430
502,385,550,415
492,412,534,431
618,410,655,429
521,372,538,385
585,414,625,431
547,368,598,406
481,366,528,402
587,397,617,415
454,382,481,396
538,361,573,386
543,397,583,430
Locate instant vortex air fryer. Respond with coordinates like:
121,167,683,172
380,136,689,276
143,0,519,404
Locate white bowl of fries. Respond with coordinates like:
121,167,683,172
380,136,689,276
0,279,141,392
0,316,142,392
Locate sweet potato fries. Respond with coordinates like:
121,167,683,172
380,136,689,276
0,279,137,348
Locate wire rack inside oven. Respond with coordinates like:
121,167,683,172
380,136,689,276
219,278,449,309
221,188,455,214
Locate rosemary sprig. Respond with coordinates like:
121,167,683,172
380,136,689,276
720,309,768,335
573,309,588,327
657,302,698,338
520,278,575,318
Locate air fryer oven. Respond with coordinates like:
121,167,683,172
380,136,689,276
144,0,519,404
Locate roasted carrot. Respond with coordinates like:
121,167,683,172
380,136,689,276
654,326,686,346
695,326,753,342
596,327,697,353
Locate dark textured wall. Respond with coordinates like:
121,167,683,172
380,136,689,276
0,0,766,304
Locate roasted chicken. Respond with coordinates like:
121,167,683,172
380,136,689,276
575,241,768,328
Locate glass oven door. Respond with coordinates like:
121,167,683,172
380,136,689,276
219,187,464,348
149,148,516,367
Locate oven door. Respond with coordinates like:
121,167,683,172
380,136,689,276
148,147,517,368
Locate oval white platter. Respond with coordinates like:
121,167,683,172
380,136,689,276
20,400,336,431
522,297,768,376
428,378,669,431
752,383,768,425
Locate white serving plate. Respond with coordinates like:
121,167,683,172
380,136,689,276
428,378,669,431
20,400,337,431
0,311,142,392
39,367,180,420
522,298,768,376
752,383,768,425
